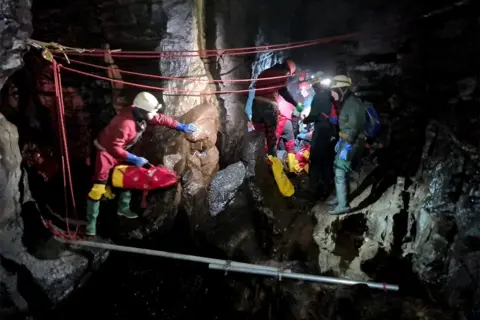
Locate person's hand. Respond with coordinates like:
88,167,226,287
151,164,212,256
295,102,304,113
126,153,149,167
176,123,197,134
339,143,352,160
335,138,343,153
328,117,338,125
247,121,255,132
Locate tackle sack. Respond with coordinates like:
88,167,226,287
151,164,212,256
112,165,179,207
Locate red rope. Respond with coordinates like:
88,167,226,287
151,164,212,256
54,56,290,83
59,64,287,95
51,32,358,59
44,60,79,240
64,36,346,54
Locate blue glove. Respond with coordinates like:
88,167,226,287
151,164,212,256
329,117,338,125
298,133,311,141
335,138,343,153
339,143,352,160
176,123,197,134
126,153,149,168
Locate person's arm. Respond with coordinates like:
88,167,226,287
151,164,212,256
245,87,255,121
148,113,179,129
104,126,130,161
278,87,298,106
338,103,358,144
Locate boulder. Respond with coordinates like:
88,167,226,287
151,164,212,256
207,161,246,217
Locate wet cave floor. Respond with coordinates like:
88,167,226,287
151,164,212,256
43,216,276,320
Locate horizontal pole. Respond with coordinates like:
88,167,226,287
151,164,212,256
56,238,289,273
208,264,399,292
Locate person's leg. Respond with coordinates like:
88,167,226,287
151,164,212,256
283,120,300,173
328,167,350,215
86,152,113,236
117,190,138,219
328,150,352,215
264,105,278,156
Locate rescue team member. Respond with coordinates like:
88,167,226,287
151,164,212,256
86,91,197,236
301,79,337,199
328,75,366,215
288,72,309,137
251,59,303,173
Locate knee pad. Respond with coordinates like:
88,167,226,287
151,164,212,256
88,183,107,201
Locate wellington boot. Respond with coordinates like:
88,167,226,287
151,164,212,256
328,205,351,215
327,197,338,206
328,169,350,215
85,200,100,236
287,153,301,174
117,191,139,219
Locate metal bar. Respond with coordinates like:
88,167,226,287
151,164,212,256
208,264,399,292
56,238,289,273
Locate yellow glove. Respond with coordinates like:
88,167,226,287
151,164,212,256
268,155,295,197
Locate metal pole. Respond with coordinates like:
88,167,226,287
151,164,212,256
56,238,290,273
208,264,399,292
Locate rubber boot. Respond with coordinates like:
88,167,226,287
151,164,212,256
85,200,100,236
328,169,350,215
327,196,338,206
117,191,139,219
287,153,301,173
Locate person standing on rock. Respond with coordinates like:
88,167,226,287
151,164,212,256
327,75,367,215
301,78,338,199
251,59,303,173
86,91,197,236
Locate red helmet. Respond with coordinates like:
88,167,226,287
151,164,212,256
285,60,296,74
299,81,310,90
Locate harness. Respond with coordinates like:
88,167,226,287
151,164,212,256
94,120,147,152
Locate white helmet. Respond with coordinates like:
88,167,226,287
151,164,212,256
133,92,162,113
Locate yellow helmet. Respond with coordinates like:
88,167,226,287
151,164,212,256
330,75,352,88
133,92,162,113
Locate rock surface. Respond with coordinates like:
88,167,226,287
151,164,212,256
0,0,32,89
207,161,246,217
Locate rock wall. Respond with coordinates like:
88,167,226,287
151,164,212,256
311,4,480,316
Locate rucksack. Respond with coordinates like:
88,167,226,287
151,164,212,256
364,104,380,138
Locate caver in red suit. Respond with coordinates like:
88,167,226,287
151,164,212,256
85,91,197,236
251,60,302,173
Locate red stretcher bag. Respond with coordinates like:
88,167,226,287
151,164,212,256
111,165,179,207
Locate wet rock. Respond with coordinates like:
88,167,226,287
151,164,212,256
0,215,109,309
207,162,246,217
241,132,265,178
201,186,266,261
0,0,32,89
0,114,22,223
457,77,477,101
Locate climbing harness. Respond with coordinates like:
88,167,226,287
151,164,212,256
56,238,399,292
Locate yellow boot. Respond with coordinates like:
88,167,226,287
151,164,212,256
287,153,301,174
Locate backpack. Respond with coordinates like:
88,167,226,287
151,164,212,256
364,104,380,138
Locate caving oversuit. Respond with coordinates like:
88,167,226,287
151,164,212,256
251,60,302,173
86,92,196,236
303,86,337,197
328,88,367,215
